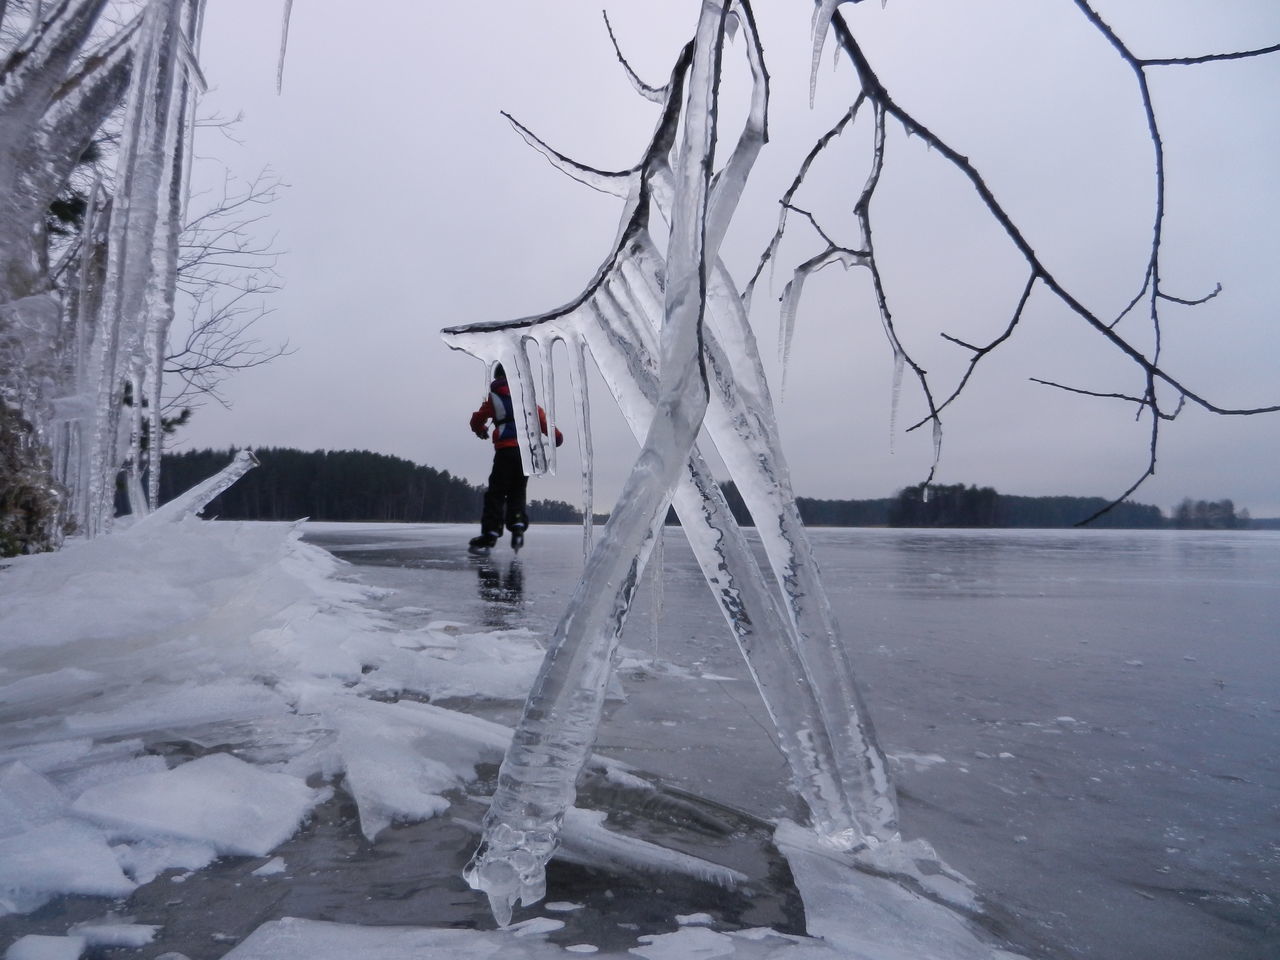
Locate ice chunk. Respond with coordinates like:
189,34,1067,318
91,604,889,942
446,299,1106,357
0,763,66,835
221,917,567,959
358,627,549,702
67,920,158,948
632,926,736,959
0,820,135,909
71,753,321,857
774,820,1024,959
853,837,979,913
133,451,259,527
676,912,715,926
544,901,583,912
63,679,291,739
251,857,286,876
509,917,564,938
3,936,86,960
557,808,747,889
325,701,459,841
112,837,217,886
54,755,169,799
0,740,93,775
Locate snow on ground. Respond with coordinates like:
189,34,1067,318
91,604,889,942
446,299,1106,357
1,518,1021,958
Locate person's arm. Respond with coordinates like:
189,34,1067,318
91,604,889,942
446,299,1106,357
537,406,565,447
470,398,494,439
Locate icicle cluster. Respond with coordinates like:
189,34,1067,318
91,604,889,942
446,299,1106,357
0,0,206,549
443,0,896,927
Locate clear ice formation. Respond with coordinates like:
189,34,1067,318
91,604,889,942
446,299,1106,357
442,0,895,925
0,0,206,543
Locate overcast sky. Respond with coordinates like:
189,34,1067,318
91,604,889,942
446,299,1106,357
178,1,1280,518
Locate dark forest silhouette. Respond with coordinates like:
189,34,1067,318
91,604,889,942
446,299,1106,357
159,448,579,524
161,448,1252,529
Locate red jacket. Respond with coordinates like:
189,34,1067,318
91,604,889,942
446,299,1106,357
470,377,564,450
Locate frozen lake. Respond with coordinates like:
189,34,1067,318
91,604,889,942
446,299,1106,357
305,522,1280,960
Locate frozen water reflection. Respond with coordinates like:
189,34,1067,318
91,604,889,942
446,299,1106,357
306,522,1280,960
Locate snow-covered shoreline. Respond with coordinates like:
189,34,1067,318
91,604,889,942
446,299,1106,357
0,518,1033,959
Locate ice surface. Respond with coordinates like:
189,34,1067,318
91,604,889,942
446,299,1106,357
71,753,323,857
3,936,85,960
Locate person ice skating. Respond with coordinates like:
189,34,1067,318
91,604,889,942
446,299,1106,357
469,364,563,552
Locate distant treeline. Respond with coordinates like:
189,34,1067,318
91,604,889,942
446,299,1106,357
886,483,1164,528
159,448,581,524
721,482,1245,529
160,448,1256,530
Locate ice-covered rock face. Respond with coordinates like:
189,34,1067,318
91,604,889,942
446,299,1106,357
445,1,894,926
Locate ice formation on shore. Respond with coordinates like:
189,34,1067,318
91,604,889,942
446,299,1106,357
443,1,894,925
0,0,206,546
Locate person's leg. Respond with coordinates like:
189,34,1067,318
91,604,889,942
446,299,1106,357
475,453,508,546
502,452,529,533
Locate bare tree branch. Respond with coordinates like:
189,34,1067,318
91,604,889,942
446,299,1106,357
753,4,1279,519
164,164,290,411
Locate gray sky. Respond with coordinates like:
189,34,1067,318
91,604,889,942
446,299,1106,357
178,1,1280,518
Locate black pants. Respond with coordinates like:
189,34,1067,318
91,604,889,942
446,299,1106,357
480,446,528,535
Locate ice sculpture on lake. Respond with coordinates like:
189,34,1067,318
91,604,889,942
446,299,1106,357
442,0,895,925
0,0,205,548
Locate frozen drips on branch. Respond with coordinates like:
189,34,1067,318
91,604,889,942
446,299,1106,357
443,0,895,926
775,2,1280,520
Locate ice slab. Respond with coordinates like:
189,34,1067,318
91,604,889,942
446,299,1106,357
0,763,66,835
356,627,549,701
3,936,85,960
325,701,461,841
67,919,158,947
251,856,286,876
0,820,134,910
557,808,747,889
53,754,169,800
63,679,292,740
113,837,218,885
774,821,1025,960
631,926,736,959
219,917,890,959
71,753,322,856
221,916,574,959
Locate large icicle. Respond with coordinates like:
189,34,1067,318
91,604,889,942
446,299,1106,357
566,334,595,557
82,0,202,537
460,3,729,925
442,0,897,924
